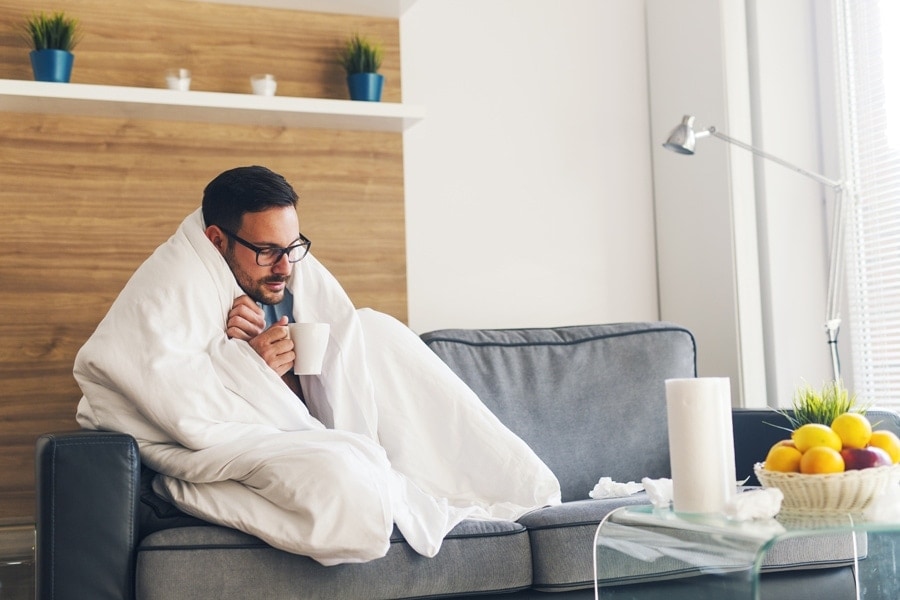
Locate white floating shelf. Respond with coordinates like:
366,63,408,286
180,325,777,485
192,0,416,18
0,79,424,132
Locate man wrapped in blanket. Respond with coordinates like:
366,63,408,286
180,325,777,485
74,165,561,565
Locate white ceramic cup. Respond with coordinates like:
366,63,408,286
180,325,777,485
165,68,191,91
250,73,277,96
287,322,330,375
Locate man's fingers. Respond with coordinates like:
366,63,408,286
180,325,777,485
248,327,294,374
227,297,266,339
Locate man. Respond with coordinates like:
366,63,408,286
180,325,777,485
74,166,560,566
202,166,310,398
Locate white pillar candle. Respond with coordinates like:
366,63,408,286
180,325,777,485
665,377,737,513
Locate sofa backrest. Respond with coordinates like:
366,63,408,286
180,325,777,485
420,322,697,502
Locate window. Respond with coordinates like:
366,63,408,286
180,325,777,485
838,0,900,409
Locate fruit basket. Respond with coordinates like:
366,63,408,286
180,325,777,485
754,462,900,513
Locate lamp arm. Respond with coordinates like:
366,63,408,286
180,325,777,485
702,126,847,381
708,128,843,191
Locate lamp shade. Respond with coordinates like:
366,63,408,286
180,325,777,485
663,115,697,154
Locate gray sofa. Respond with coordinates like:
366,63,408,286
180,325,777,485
35,321,892,600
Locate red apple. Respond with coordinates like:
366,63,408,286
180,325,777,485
840,446,892,470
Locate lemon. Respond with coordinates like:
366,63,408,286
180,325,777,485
792,423,842,453
764,443,802,472
869,430,900,463
830,412,873,449
800,446,845,474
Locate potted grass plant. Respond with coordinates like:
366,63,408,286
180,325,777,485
23,11,82,83
338,33,384,102
779,381,863,429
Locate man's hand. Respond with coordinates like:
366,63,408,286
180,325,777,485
248,315,296,376
227,295,266,341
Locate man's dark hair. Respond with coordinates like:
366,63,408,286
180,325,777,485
202,166,299,232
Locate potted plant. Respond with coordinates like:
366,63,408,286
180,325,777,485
338,33,384,102
23,11,82,83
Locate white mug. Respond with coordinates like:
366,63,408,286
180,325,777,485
165,68,191,91
287,322,330,375
250,74,277,96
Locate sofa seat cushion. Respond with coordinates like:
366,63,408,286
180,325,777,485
518,496,654,592
135,518,531,600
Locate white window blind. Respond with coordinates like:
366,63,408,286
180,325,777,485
838,0,900,409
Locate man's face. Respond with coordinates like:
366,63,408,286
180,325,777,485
208,206,301,305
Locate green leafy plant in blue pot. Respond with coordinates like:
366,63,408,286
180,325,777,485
23,11,82,83
338,33,384,102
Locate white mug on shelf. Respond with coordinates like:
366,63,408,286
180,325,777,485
250,74,277,96
165,68,191,91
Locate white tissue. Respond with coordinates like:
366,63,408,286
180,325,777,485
724,488,784,521
641,477,673,508
589,477,644,499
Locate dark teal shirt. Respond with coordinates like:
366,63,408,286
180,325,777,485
261,289,294,328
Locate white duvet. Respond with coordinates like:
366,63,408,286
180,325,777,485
74,209,561,565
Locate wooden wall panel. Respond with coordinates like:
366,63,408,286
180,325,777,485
0,0,406,519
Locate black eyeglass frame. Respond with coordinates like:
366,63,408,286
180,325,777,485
220,227,311,266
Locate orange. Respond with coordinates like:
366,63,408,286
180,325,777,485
764,444,802,472
792,423,842,453
800,446,845,474
869,430,900,463
830,412,873,449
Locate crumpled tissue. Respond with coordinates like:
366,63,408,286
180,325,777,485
641,477,673,508
589,477,644,499
638,477,776,517
724,487,783,521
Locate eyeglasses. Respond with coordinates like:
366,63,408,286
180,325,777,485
220,227,311,266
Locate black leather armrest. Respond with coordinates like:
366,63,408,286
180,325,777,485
36,430,141,600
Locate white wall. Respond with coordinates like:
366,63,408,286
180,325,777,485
401,0,660,333
400,0,845,409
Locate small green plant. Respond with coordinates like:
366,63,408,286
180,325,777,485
338,33,383,75
767,380,869,433
788,381,860,426
23,11,82,52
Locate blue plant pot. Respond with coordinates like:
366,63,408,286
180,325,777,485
30,49,74,83
347,73,384,102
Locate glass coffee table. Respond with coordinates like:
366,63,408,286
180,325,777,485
594,505,900,600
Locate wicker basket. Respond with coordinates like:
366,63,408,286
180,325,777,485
754,463,900,514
